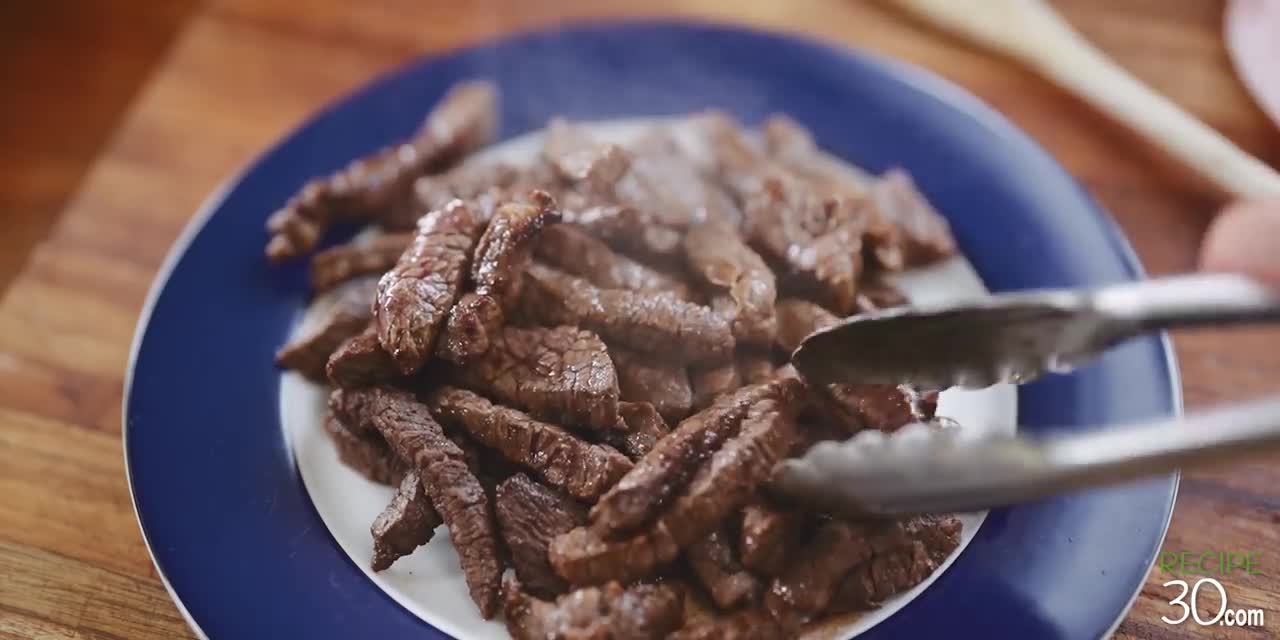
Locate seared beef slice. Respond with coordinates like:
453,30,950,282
557,198,684,265
738,504,802,577
829,516,962,614
861,169,956,268
608,402,671,461
762,114,868,201
408,162,530,226
775,298,929,433
535,224,693,300
554,381,803,586
277,277,377,381
549,522,681,586
829,512,962,611
763,520,875,625
322,411,407,486
543,118,632,191
744,176,867,315
771,515,961,621
438,193,561,363
736,351,775,385
329,387,502,618
689,361,741,412
589,382,786,537
310,232,412,292
610,348,693,424
451,325,619,431
683,220,777,347
705,114,868,315
326,322,398,389
655,389,801,547
266,81,496,260
374,200,481,374
371,471,442,571
686,529,761,609
670,609,784,640
522,263,734,365
502,574,683,640
495,473,587,597
614,126,742,229
427,387,632,500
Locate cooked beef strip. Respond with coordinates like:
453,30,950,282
762,520,876,626
426,387,632,501
774,297,837,355
736,351,775,385
774,297,931,433
556,195,685,265
276,277,377,381
589,381,788,538
743,175,867,315
495,473,588,597
330,387,501,618
655,388,801,548
686,529,761,609
370,471,442,571
322,411,408,486
821,383,931,434
757,514,962,624
605,401,671,461
761,114,870,201
738,503,803,577
829,542,934,614
548,522,681,586
472,192,562,308
702,114,872,316
558,382,802,586
761,114,815,163
326,322,399,389
449,325,620,431
266,81,497,260
688,361,741,412
669,609,785,640
522,263,734,366
403,162,529,228
860,169,957,269
535,224,694,300
609,348,693,424
684,220,777,347
902,513,964,563
436,291,504,362
437,193,561,363
854,274,910,313
543,118,633,191
697,111,766,191
502,574,684,640
374,199,481,374
309,233,413,293
613,127,742,229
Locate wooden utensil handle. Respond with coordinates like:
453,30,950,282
894,0,1280,200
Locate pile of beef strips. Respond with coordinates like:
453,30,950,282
271,80,963,639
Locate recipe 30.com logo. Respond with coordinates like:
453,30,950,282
1158,551,1266,628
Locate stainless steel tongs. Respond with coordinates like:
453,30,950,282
773,273,1280,518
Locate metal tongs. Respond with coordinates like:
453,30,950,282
774,273,1280,518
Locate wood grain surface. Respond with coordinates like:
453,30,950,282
1,1,1277,638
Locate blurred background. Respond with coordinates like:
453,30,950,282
3,1,1278,291
0,1,1277,638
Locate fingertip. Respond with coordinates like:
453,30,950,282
1199,201,1280,285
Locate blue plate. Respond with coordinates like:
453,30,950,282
125,20,1179,640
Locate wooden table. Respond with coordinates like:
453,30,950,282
2,1,1277,638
